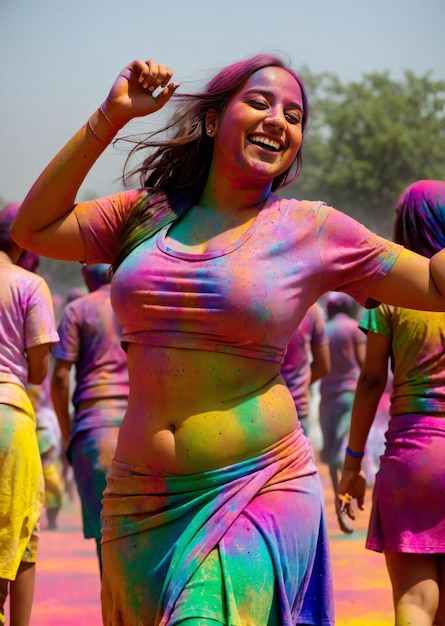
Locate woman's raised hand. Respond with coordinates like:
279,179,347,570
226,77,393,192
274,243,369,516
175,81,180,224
102,59,179,128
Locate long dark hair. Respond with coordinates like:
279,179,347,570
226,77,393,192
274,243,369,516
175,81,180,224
111,54,309,274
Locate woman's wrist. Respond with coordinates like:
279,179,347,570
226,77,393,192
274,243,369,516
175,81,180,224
345,445,364,459
343,445,364,471
87,105,122,144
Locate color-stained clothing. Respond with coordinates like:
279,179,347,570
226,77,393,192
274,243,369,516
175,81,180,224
52,284,129,439
101,427,333,626
360,305,445,553
367,414,445,553
68,403,124,539
53,285,128,541
360,305,445,417
74,190,403,624
0,400,44,580
75,191,403,362
319,313,365,465
281,303,328,420
319,313,365,398
27,378,64,512
0,260,58,580
0,262,59,401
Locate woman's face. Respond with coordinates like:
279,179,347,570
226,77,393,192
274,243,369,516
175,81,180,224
211,66,304,187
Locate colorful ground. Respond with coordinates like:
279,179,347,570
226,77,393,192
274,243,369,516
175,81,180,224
7,462,394,625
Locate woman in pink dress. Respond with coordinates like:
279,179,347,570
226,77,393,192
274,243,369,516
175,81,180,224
338,180,445,626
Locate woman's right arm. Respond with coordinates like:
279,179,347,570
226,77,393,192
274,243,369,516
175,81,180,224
11,59,177,262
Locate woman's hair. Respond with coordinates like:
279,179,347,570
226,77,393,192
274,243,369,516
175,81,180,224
393,180,445,258
111,54,309,274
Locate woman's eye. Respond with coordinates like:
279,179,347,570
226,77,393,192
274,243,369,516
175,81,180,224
285,112,302,124
248,99,268,110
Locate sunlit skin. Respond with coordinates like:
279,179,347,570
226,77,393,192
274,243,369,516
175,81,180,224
162,67,304,256
114,67,305,474
206,66,304,200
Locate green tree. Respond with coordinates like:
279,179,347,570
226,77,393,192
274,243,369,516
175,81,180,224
282,69,445,236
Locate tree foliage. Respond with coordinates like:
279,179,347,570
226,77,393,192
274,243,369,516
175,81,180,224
282,68,445,235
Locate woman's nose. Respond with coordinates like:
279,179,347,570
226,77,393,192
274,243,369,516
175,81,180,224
264,109,285,131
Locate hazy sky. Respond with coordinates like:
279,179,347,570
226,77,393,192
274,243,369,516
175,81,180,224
1,0,444,203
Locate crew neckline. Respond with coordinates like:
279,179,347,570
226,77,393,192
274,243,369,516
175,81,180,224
157,193,276,260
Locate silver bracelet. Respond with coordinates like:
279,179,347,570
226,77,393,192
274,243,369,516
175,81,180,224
87,116,100,141
99,104,120,130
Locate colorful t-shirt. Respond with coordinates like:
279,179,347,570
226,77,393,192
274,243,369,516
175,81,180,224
74,190,403,364
52,284,129,409
360,305,445,417
0,260,59,409
280,303,328,418
320,312,366,397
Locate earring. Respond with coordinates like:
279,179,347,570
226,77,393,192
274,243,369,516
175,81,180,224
207,129,212,135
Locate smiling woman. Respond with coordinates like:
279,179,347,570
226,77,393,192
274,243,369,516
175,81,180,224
10,54,445,626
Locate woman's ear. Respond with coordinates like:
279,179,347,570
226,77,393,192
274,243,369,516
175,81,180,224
205,109,219,137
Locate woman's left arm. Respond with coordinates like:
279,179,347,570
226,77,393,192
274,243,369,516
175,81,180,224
337,330,390,518
370,247,445,311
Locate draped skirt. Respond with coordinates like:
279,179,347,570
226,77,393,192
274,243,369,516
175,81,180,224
100,426,334,625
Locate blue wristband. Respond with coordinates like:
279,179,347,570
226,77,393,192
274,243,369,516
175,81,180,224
345,446,364,458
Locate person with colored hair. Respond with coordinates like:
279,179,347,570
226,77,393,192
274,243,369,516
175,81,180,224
0,203,59,626
318,292,365,534
10,56,445,625
51,263,129,575
337,180,445,626
281,302,330,437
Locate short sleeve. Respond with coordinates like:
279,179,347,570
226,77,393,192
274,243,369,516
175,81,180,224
316,205,403,308
25,276,60,348
359,305,392,340
74,188,142,264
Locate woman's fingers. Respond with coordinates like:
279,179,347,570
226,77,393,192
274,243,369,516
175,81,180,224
151,82,180,110
105,59,178,123
123,59,173,92
337,493,356,520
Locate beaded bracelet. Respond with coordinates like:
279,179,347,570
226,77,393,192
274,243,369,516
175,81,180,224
345,446,364,458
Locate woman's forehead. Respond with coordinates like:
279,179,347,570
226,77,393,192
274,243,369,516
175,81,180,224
240,66,303,101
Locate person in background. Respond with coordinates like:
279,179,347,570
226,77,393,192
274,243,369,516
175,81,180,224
0,203,59,626
56,283,88,503
26,379,64,531
17,250,64,531
281,302,330,437
51,263,129,575
338,180,445,626
318,292,365,534
11,55,445,625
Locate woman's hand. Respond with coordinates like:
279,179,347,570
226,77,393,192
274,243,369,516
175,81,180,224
336,468,367,521
103,59,179,128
